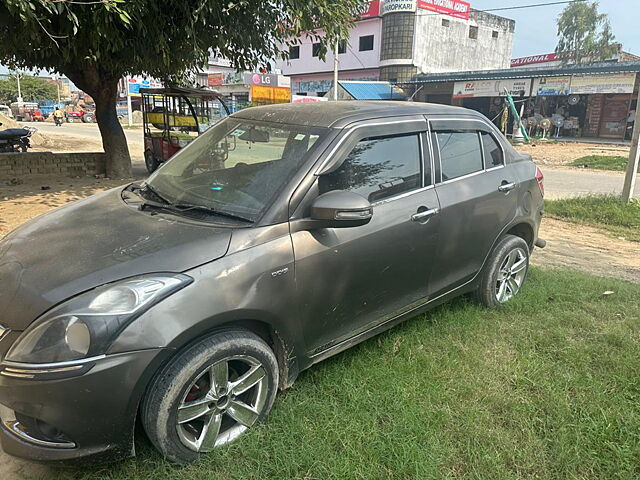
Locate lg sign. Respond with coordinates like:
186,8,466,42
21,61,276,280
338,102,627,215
251,74,272,85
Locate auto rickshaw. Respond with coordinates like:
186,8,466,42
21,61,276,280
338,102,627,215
140,87,229,173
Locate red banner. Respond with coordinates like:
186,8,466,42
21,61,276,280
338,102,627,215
358,1,381,19
207,73,224,87
418,0,470,20
511,53,559,67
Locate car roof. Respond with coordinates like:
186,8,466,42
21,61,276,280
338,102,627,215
231,101,483,129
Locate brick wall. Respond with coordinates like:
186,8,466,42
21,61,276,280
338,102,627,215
0,152,106,179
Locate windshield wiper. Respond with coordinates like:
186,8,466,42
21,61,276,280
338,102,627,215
141,183,170,204
171,203,254,223
127,184,172,210
129,184,253,223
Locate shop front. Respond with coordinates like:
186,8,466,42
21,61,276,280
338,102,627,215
406,62,640,141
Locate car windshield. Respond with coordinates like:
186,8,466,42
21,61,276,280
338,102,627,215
146,118,328,222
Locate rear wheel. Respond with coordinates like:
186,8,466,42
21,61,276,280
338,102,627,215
141,330,279,463
474,234,529,308
144,149,160,173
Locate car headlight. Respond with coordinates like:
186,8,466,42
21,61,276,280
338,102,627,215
5,274,192,364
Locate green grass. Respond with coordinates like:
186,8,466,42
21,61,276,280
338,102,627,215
545,195,640,242
569,155,637,172
48,268,640,480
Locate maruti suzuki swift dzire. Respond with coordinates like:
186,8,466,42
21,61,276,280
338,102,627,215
0,101,545,463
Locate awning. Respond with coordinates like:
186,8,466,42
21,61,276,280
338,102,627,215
409,61,640,84
339,81,407,100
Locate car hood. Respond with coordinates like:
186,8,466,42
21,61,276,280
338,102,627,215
0,187,232,330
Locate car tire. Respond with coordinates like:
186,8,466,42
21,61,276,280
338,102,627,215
141,329,279,464
144,150,160,173
474,234,530,308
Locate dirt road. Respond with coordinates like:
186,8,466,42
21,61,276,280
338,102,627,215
542,166,640,199
20,121,145,164
515,140,630,166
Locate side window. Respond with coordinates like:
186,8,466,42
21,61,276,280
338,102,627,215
480,131,504,167
436,131,483,181
320,134,421,203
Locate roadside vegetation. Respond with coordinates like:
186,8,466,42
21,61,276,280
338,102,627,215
545,195,640,242
53,268,640,480
570,155,637,172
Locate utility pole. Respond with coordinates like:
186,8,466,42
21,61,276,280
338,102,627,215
126,76,133,127
622,95,640,203
53,75,61,105
16,71,23,103
333,40,339,101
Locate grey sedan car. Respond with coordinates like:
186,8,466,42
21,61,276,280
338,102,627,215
0,101,544,463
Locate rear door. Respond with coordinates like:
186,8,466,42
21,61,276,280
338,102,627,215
290,117,441,357
428,118,519,297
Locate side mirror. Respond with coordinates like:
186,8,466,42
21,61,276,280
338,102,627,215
309,190,372,228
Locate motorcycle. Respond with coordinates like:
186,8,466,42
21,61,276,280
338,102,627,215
0,122,36,153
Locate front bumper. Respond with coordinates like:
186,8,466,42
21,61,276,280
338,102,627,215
0,347,171,463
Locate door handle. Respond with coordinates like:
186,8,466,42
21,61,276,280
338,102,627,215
411,207,440,222
498,181,516,193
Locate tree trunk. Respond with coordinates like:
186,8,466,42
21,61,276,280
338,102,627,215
93,80,131,178
65,70,131,178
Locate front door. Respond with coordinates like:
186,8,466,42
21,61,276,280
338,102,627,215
291,119,441,357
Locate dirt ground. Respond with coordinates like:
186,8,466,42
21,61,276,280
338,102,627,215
514,140,630,166
1,113,103,153
1,175,638,283
534,217,640,283
0,176,126,238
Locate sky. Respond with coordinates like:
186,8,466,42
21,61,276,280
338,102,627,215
1,0,638,75
470,0,639,58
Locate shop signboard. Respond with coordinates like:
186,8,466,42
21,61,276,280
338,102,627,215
358,1,381,19
250,85,291,104
453,78,531,98
381,0,417,15
207,73,224,87
291,95,329,103
532,76,571,96
243,73,290,88
128,77,162,96
417,0,470,20
511,53,560,68
569,73,636,95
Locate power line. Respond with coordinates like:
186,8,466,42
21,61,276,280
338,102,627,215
420,0,585,15
476,0,586,14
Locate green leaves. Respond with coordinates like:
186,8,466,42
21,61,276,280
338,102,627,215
0,74,58,103
1,0,364,79
555,1,617,65
0,0,364,172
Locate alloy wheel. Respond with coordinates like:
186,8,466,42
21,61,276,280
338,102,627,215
495,247,527,303
175,355,269,452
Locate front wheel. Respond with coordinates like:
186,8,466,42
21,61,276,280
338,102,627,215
474,234,530,308
141,330,279,463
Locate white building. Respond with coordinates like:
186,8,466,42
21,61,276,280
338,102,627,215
274,0,515,97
